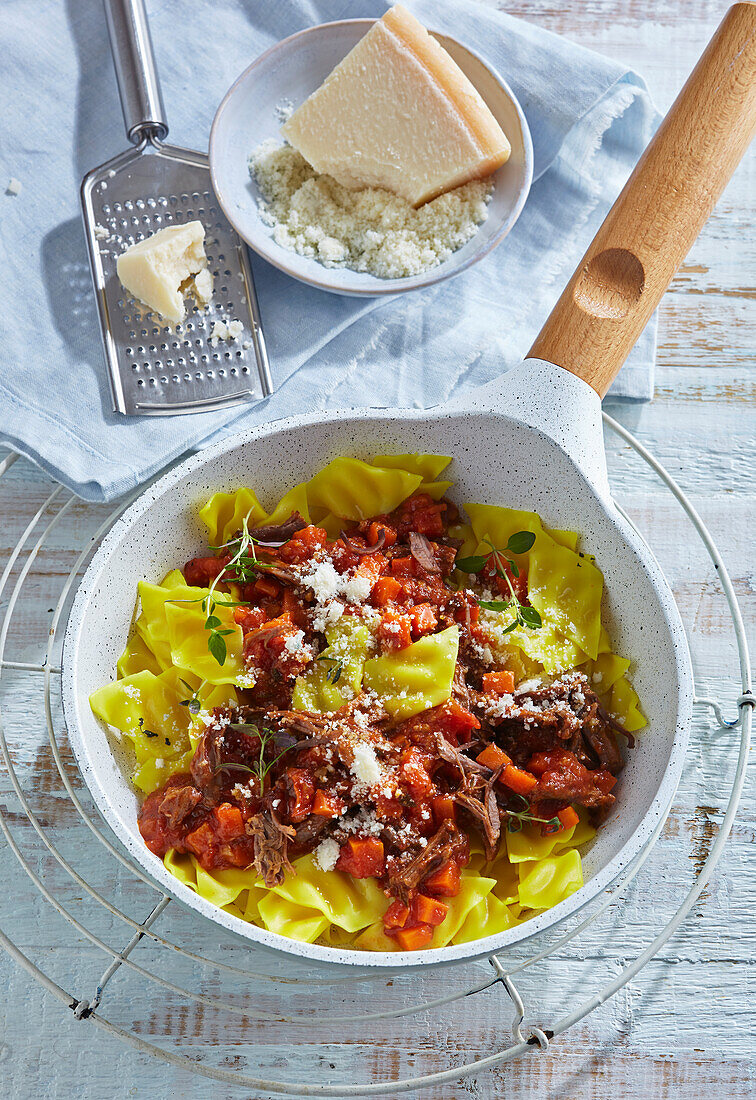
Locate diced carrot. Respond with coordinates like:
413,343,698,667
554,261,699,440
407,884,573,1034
214,803,245,841
390,556,416,577
294,525,329,550
234,605,267,631
525,753,551,777
251,611,292,633
311,790,346,818
411,894,449,927
476,743,512,771
557,806,580,830
431,794,456,823
253,575,280,599
593,771,617,794
278,525,328,563
383,899,410,930
371,576,402,606
409,603,438,636
377,610,413,651
395,923,434,951
284,767,315,822
438,699,481,742
375,793,404,822
336,836,385,878
423,860,461,897
354,553,387,584
501,764,538,795
400,747,434,800
369,521,397,548
184,821,215,859
482,670,515,695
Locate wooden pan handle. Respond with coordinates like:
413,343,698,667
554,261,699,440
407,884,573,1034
529,2,756,397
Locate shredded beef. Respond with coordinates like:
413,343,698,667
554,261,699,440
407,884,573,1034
535,773,615,809
341,530,387,555
158,784,202,829
455,770,503,861
386,820,460,904
408,531,441,574
494,673,627,775
190,720,262,795
246,811,295,887
252,511,308,545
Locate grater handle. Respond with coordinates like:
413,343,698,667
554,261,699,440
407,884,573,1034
103,0,169,144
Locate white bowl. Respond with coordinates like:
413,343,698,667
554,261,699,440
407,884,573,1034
209,18,533,297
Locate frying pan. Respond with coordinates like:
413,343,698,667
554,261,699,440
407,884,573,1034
62,5,756,968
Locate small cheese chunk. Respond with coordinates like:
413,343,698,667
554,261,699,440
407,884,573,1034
116,221,213,324
281,5,510,207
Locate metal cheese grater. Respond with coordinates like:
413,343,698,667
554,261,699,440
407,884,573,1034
80,0,272,416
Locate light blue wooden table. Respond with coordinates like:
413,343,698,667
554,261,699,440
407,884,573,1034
1,1,753,1096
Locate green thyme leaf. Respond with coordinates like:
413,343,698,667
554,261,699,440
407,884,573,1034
208,631,228,666
455,553,489,573
507,531,536,555
205,614,222,630
519,605,542,629
478,599,511,612
216,724,294,794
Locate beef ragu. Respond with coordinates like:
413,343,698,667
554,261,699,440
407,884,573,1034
138,491,631,951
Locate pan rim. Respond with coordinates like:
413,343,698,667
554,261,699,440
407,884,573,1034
61,403,693,969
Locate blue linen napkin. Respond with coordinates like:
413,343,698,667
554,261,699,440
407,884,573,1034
0,0,659,501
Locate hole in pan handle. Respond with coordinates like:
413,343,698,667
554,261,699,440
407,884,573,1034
529,2,756,398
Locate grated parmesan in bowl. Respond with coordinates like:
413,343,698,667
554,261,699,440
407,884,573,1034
248,141,493,280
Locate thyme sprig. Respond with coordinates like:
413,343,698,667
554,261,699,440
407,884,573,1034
178,679,201,715
169,514,275,667
318,655,345,685
456,531,542,632
502,793,560,834
214,723,292,795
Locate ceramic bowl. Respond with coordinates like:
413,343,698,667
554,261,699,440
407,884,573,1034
209,18,533,297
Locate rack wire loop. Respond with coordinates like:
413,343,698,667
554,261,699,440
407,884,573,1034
0,421,750,1094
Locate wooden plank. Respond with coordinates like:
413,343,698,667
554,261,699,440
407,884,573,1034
0,0,754,1094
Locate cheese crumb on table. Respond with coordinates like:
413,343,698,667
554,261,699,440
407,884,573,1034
6,178,22,196
249,141,492,280
116,221,213,325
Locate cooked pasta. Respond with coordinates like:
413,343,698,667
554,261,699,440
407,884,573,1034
90,453,643,951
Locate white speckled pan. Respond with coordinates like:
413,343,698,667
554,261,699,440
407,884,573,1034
62,7,756,969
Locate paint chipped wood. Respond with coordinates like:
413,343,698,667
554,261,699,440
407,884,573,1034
0,0,754,1096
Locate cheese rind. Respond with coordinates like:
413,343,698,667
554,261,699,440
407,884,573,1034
281,5,510,207
116,221,212,324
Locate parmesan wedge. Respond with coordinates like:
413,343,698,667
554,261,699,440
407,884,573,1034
116,221,212,324
282,5,510,207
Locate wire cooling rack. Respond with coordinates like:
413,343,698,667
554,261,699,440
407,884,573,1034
0,418,751,1095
